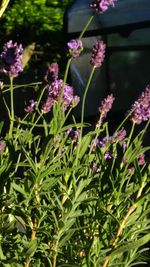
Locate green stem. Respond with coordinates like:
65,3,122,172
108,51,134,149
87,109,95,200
29,113,43,134
78,15,94,39
114,100,140,135
9,76,14,137
127,122,135,148
52,240,59,267
36,108,48,136
3,82,42,94
75,66,95,165
1,92,11,119
81,66,95,137
36,85,46,110
59,106,72,131
89,114,104,155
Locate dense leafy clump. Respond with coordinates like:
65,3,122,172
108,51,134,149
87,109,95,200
0,1,150,267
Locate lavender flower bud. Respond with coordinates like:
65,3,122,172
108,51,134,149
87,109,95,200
90,40,106,68
63,83,75,110
104,150,112,160
113,129,127,142
0,40,23,77
99,136,113,147
67,39,83,58
24,99,37,113
98,94,115,121
90,0,117,14
128,167,135,175
69,129,80,142
122,141,127,152
90,162,100,172
90,138,99,151
41,96,54,114
138,154,145,165
130,85,150,124
0,140,6,153
44,63,59,83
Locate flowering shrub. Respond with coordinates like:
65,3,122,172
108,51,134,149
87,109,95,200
0,1,150,267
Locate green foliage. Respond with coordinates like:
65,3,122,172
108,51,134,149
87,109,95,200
0,77,149,266
0,1,150,267
2,0,73,35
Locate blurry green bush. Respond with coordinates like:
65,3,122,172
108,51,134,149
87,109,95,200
2,0,73,36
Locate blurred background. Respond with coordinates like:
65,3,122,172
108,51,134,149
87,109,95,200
0,0,73,82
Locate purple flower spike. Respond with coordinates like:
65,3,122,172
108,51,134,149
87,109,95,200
44,63,59,83
130,85,150,124
113,129,127,142
42,96,54,114
138,154,145,165
90,0,117,14
24,99,37,113
67,39,83,58
63,83,75,110
98,94,115,119
90,40,106,68
0,40,23,77
0,141,6,153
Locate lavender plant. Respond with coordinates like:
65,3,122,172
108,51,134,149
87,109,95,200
0,1,150,267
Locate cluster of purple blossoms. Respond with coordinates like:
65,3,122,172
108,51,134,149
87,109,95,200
90,129,126,154
0,141,6,153
67,39,83,58
130,85,150,124
113,129,127,142
89,128,127,161
24,99,37,113
90,40,106,68
42,63,80,113
90,0,117,14
138,153,145,165
42,80,75,113
99,129,126,147
96,94,115,126
0,40,23,77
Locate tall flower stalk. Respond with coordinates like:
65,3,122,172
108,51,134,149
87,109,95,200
0,40,23,137
9,76,15,136
75,40,106,164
